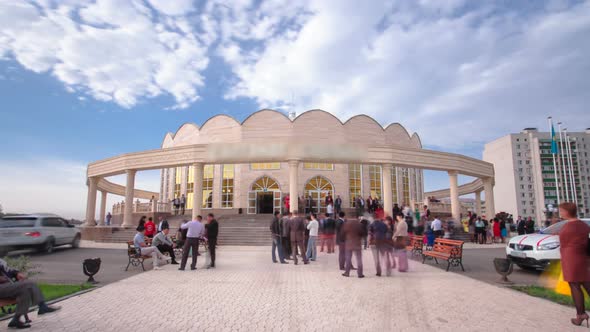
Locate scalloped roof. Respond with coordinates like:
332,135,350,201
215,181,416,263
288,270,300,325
161,109,422,149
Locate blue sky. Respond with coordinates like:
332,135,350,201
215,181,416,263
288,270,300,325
1,0,589,218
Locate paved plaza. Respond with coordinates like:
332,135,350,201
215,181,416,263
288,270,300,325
27,246,576,331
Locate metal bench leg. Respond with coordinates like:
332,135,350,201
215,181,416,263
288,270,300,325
422,254,426,264
140,258,146,271
459,260,465,272
125,258,132,271
434,257,438,264
446,260,451,272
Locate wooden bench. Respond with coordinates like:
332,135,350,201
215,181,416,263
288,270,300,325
126,241,152,271
422,238,465,272
406,235,424,257
0,298,17,314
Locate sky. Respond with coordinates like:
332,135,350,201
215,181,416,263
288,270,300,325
0,0,589,219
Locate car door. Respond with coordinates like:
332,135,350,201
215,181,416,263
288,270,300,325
59,218,76,243
40,218,58,243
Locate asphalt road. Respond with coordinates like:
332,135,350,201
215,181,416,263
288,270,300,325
7,246,548,287
413,247,547,286
7,247,142,285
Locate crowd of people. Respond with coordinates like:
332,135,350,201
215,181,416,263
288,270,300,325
132,213,219,271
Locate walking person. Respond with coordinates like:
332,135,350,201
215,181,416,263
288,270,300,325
106,212,112,226
336,212,347,270
270,211,287,264
517,217,526,235
323,213,336,254
178,216,205,271
431,217,443,238
558,202,590,327
384,216,396,270
369,217,389,276
306,214,319,261
287,212,309,265
342,215,365,278
492,218,500,243
525,217,535,234
152,225,179,264
180,194,186,215
499,218,507,243
360,218,369,249
393,213,409,272
280,213,292,260
335,195,342,215
173,197,180,215
205,213,218,269
0,259,61,329
157,216,169,232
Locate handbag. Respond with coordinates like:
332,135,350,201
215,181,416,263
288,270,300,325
393,236,407,250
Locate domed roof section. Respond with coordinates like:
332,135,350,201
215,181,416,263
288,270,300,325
384,123,412,146
344,114,387,145
199,114,241,144
293,109,345,141
160,109,423,149
242,109,292,141
173,123,200,147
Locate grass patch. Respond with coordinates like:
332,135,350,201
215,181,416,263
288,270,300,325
511,285,590,308
1,283,94,317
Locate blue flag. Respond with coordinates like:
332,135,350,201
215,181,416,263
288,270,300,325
551,123,558,154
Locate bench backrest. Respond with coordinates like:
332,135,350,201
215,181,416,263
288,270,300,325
411,235,424,244
127,241,140,257
432,239,463,257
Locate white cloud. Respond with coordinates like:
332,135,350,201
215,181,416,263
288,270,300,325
148,0,195,16
216,0,590,149
0,0,208,109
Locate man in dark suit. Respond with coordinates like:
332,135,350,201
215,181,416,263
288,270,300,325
334,195,342,215
270,211,287,263
280,213,292,259
336,212,355,270
287,212,308,265
205,213,219,269
342,217,365,278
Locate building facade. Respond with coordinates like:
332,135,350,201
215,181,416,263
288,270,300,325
483,128,590,223
159,163,424,215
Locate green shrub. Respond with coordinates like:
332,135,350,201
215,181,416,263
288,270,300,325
3,255,41,277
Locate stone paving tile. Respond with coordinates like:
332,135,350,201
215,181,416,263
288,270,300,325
21,246,579,331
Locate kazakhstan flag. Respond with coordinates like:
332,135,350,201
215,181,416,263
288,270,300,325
551,123,558,154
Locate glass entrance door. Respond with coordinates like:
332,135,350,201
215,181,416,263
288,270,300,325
307,190,330,214
247,191,257,214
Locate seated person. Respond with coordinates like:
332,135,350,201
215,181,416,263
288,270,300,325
1,258,60,330
134,225,171,270
152,225,179,265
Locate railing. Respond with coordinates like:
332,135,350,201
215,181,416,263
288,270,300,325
111,201,172,215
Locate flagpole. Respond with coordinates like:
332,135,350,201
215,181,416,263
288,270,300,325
558,122,570,202
564,129,578,207
548,117,560,207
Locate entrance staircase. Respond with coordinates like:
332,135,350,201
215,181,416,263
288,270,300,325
93,214,274,246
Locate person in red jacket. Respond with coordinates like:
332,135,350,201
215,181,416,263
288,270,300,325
144,217,156,238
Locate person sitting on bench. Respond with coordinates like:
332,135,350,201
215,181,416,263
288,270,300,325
134,225,171,270
0,258,60,329
152,225,179,265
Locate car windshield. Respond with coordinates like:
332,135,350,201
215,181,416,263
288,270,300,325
0,217,37,228
541,220,590,235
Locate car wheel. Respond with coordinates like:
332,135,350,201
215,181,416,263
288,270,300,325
71,234,81,248
40,238,55,254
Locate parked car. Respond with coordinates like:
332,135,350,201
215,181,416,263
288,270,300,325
0,214,81,256
506,218,590,270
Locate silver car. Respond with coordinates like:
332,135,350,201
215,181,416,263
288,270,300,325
0,214,81,256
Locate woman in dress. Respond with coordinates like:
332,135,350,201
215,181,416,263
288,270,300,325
492,218,501,243
393,213,409,272
559,202,590,327
384,216,396,269
499,219,507,243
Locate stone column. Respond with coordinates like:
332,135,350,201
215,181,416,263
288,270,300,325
289,160,299,213
448,171,461,222
85,177,99,226
382,164,393,217
122,169,136,228
408,168,416,210
475,190,482,216
192,163,204,220
483,177,495,218
98,190,107,226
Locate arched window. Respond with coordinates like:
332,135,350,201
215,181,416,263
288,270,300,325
251,176,281,192
304,176,334,214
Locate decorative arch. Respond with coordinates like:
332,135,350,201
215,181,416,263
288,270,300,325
250,175,281,192
304,175,335,215
304,175,334,193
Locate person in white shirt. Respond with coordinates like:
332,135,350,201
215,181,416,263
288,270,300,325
306,214,320,261
327,203,334,217
431,217,443,238
178,216,205,271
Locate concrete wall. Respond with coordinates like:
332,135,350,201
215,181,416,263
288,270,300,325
484,135,518,217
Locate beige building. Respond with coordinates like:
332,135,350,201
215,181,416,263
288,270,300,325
483,128,590,223
84,109,496,230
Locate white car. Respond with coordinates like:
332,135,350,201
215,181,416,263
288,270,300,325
506,218,590,270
